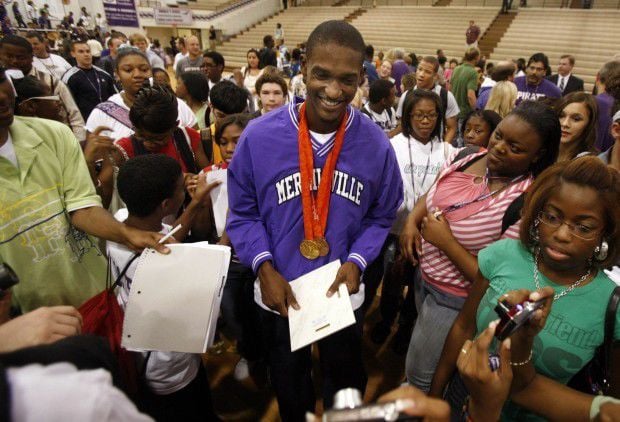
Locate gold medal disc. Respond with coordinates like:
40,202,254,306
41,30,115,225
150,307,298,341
315,237,329,257
300,239,320,260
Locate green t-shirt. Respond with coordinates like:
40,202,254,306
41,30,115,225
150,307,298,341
0,117,107,312
477,239,620,421
450,63,478,119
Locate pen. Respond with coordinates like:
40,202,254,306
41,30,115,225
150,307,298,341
158,224,182,244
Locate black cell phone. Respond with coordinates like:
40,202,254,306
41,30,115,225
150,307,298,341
494,298,545,341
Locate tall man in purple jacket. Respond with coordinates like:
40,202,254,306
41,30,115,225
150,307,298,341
227,20,403,422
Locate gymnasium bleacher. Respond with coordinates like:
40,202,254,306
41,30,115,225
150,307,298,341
489,8,620,92
351,6,497,59
215,1,619,94
217,6,359,69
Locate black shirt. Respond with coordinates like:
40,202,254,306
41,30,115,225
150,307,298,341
62,66,117,121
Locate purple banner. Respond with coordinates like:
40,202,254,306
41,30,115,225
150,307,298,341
103,0,140,27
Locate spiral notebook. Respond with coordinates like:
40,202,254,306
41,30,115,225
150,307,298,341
121,242,231,353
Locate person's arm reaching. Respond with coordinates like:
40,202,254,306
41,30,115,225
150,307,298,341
71,206,170,254
399,193,428,265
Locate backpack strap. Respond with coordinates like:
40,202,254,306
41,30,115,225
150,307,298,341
439,87,449,120
451,145,482,165
172,127,199,174
112,254,140,289
501,192,526,234
602,286,620,385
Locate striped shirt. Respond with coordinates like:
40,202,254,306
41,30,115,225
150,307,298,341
420,151,533,297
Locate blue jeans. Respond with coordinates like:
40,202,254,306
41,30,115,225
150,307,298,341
405,273,466,392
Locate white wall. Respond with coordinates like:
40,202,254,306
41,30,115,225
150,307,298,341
137,0,280,44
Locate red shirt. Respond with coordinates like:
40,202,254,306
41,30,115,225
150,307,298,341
115,127,201,173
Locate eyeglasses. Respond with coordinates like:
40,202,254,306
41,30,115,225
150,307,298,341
538,211,600,241
410,112,439,121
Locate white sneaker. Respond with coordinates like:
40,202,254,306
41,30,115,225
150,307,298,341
233,358,250,380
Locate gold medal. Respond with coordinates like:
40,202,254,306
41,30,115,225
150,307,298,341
315,237,329,257
300,239,320,260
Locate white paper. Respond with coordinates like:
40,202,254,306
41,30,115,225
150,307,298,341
206,169,228,237
122,242,231,353
605,266,620,286
288,261,356,352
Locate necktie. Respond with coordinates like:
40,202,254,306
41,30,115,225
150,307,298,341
559,77,565,92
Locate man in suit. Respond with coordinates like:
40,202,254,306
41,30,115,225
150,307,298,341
547,54,584,95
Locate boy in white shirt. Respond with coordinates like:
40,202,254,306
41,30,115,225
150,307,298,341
107,154,219,421
361,79,399,138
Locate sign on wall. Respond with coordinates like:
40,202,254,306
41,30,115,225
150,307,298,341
103,0,140,27
154,8,193,25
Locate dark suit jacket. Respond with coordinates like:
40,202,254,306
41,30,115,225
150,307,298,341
547,74,584,95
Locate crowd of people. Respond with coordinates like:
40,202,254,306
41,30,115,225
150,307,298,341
0,15,619,422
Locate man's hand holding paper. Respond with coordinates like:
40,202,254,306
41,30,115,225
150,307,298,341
287,261,355,352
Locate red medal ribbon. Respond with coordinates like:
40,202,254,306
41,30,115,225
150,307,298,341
298,102,348,241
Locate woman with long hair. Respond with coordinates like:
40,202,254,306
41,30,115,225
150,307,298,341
400,101,560,394
485,81,518,118
241,48,262,97
432,156,620,420
556,91,598,162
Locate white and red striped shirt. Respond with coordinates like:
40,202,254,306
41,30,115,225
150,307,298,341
420,151,533,297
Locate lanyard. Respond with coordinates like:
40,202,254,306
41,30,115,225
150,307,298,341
438,170,525,216
81,68,102,103
407,137,433,205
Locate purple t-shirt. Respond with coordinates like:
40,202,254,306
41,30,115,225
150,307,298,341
595,92,615,152
391,60,410,96
514,76,562,105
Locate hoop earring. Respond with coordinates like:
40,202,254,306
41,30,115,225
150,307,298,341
530,219,540,244
594,240,609,262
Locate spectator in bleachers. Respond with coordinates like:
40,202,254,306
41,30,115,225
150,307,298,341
461,109,502,148
515,57,526,77
556,92,598,162
594,60,620,152
0,35,86,141
202,50,225,90
173,37,187,73
176,71,210,130
485,80,518,118
391,49,409,97
465,20,481,49
208,80,249,164
27,32,72,81
476,61,516,110
450,47,480,139
437,56,447,87
208,26,217,51
175,35,203,75
13,75,62,122
62,40,117,122
99,35,123,83
290,56,306,99
361,79,398,137
274,23,283,42
152,67,171,88
129,33,165,71
444,58,458,87
379,60,394,83
254,72,287,117
514,53,562,105
85,48,196,143
241,49,262,100
598,109,619,171
397,56,459,145
259,35,277,69
547,55,584,95
364,44,379,84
